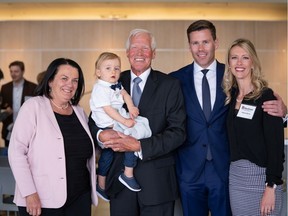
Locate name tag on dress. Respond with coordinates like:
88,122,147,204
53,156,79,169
237,104,256,120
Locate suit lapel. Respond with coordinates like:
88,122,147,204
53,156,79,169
120,69,157,111
182,62,227,122
182,64,205,120
210,62,227,122
21,80,28,104
137,70,157,111
120,71,131,94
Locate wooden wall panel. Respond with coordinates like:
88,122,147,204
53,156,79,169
215,21,256,49
0,20,286,141
255,22,287,50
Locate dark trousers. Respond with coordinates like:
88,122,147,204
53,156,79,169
18,192,91,216
110,187,175,216
179,160,232,216
98,148,137,176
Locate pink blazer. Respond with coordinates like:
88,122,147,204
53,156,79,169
8,96,98,208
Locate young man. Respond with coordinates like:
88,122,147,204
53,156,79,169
170,20,287,216
1,60,37,147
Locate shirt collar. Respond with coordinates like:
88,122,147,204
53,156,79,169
97,79,116,87
130,68,151,83
194,60,217,74
13,79,24,87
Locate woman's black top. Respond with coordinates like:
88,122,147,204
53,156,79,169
54,111,93,206
226,88,284,185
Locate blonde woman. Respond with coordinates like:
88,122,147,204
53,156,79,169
223,38,284,216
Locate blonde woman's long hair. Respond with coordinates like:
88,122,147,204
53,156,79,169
222,38,267,105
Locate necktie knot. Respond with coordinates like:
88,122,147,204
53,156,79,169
133,77,142,85
201,69,209,76
110,82,122,91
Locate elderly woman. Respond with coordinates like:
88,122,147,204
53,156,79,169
8,58,98,216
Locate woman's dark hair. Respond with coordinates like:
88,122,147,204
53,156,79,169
35,58,85,105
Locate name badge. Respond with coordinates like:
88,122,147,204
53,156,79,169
237,104,256,120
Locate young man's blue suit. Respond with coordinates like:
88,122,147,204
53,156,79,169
170,61,232,216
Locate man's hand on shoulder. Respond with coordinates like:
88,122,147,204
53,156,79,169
262,92,287,118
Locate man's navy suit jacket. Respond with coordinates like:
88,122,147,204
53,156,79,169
170,61,230,187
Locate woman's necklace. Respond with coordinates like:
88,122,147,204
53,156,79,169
236,87,253,103
50,99,69,110
236,98,243,103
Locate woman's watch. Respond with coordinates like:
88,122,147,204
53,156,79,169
265,182,277,189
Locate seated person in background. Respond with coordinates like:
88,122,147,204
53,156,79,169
90,52,151,201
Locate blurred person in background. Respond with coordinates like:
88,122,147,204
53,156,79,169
1,60,37,147
0,68,12,122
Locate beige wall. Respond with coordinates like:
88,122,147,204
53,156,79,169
0,20,287,142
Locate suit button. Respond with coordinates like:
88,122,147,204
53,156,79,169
203,144,207,147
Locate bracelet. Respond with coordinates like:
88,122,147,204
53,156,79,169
265,182,277,189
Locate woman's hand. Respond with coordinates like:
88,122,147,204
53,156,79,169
260,187,275,216
26,192,42,216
